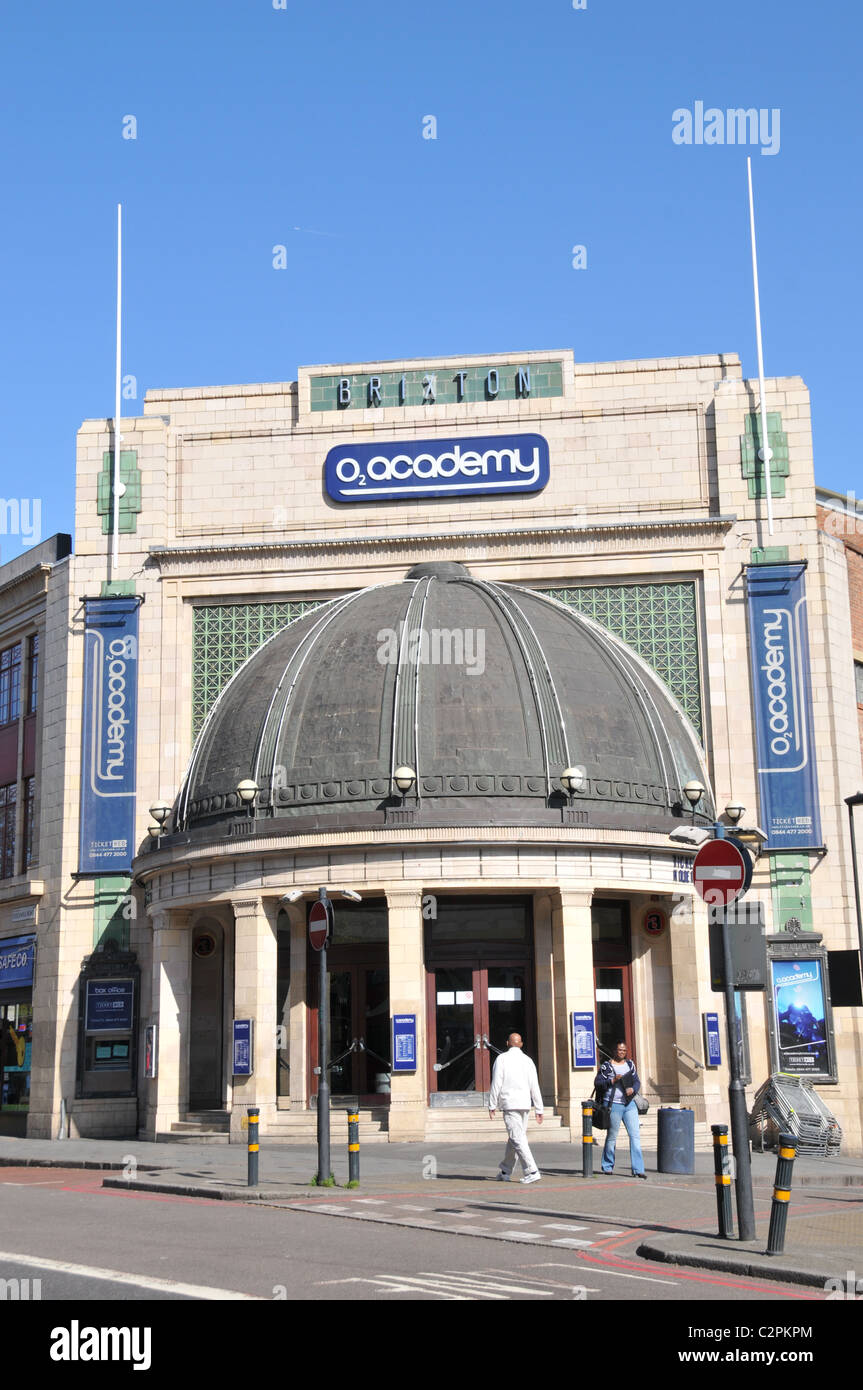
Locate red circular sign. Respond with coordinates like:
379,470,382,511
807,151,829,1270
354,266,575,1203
692,839,749,906
309,900,332,951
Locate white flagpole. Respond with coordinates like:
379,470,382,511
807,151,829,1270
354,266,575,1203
112,202,123,575
747,158,774,537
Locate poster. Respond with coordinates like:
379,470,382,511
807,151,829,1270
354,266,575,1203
770,958,831,1077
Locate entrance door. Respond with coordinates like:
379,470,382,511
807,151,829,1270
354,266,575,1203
593,965,634,1060
309,962,391,1105
189,922,224,1111
0,1000,32,1136
428,961,533,1104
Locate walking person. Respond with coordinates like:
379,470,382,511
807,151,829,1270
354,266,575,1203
594,1040,647,1179
488,1032,544,1184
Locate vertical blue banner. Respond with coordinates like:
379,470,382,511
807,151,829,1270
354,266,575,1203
392,1014,417,1072
703,1012,722,1068
571,1011,596,1069
78,599,140,873
233,1019,253,1076
746,565,821,850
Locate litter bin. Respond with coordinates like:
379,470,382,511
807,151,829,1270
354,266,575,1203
657,1106,695,1174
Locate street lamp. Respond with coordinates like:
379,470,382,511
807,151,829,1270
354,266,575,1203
683,780,705,823
149,800,171,827
147,823,162,841
845,793,863,987
724,802,746,826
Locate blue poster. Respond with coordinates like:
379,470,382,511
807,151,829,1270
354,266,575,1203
703,1012,721,1068
746,565,821,850
325,433,550,504
770,958,830,1077
79,598,140,872
392,1014,416,1072
85,979,135,1032
0,935,35,989
233,1019,253,1076
571,1011,596,1069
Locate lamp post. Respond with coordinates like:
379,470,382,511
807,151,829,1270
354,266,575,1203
560,766,586,802
675,787,757,1242
845,793,863,988
393,766,416,801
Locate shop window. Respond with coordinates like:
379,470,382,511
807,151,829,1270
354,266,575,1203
0,643,22,727
0,784,16,880
855,660,863,707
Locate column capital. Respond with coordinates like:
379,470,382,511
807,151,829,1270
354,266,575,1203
230,895,265,917
385,888,425,910
551,888,594,912
149,907,194,931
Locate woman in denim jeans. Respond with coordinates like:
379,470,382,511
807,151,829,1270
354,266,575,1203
594,1041,647,1179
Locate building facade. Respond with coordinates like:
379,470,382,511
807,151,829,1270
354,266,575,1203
3,349,862,1149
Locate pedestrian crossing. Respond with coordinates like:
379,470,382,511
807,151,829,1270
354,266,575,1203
285,1194,628,1251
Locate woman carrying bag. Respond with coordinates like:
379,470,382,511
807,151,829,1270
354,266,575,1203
593,1040,648,1179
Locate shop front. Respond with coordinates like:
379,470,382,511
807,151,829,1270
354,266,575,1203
0,933,35,1135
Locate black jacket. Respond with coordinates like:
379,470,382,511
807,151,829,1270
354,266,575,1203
594,1057,642,1109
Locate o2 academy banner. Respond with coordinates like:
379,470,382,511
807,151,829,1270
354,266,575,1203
78,598,140,873
746,564,821,850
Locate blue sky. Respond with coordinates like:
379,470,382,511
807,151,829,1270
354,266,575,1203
0,0,860,561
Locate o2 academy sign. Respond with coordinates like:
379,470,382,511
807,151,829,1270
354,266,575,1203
325,433,550,503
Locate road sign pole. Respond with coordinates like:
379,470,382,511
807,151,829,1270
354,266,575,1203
316,888,331,1184
720,900,757,1241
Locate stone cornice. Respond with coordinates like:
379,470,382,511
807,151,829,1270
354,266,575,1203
148,515,736,578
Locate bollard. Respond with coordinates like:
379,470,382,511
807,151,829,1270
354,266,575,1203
711,1124,734,1239
348,1110,360,1185
581,1100,595,1179
247,1106,259,1187
766,1132,797,1256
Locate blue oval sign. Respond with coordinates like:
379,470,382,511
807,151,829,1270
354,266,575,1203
324,433,550,503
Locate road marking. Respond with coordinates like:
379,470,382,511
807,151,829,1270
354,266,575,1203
352,1198,387,1204
396,1204,430,1211
497,1231,542,1241
543,1223,588,1232
490,1215,533,1224
596,1229,626,1235
551,1238,596,1248
0,1249,265,1300
548,1261,678,1285
318,1271,558,1299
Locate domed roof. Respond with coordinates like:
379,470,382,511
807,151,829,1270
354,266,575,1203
176,562,713,839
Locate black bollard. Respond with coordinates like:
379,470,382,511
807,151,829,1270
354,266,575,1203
582,1100,595,1179
711,1124,734,1239
766,1132,797,1256
348,1110,360,1185
247,1106,259,1187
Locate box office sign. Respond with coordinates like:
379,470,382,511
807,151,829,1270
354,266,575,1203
745,565,822,850
78,598,140,873
324,433,550,504
85,979,135,1033
767,956,836,1082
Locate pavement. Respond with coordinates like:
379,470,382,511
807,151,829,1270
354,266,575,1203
1,1134,861,1292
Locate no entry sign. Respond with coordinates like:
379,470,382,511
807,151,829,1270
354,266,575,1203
692,838,751,907
309,899,334,951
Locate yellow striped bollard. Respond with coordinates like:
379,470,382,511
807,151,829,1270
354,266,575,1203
582,1100,595,1178
247,1106,259,1187
711,1124,734,1239
348,1110,360,1185
766,1132,797,1256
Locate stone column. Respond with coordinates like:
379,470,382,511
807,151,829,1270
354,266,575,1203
229,895,279,1140
286,901,308,1108
533,893,556,1102
669,892,724,1124
385,888,426,1142
145,908,192,1139
550,889,594,1130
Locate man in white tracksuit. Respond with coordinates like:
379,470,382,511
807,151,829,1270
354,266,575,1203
488,1033,544,1184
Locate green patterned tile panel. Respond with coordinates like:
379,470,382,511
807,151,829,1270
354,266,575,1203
310,361,563,411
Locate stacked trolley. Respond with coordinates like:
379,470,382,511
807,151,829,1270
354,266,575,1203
749,1073,842,1156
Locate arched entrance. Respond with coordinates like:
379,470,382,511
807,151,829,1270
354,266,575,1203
189,918,225,1111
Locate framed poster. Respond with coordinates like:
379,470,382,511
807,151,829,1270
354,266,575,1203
702,1012,721,1068
571,1012,596,1069
767,955,836,1082
392,1014,417,1073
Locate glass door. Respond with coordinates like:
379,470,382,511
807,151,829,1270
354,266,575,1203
594,965,634,1062
309,963,392,1105
428,961,533,1103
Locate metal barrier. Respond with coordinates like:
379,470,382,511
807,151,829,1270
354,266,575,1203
711,1124,734,1239
766,1131,797,1256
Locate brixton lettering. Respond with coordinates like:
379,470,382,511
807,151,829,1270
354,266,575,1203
325,433,550,504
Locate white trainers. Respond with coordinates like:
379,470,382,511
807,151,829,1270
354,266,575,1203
496,1169,511,1181
520,1171,542,1185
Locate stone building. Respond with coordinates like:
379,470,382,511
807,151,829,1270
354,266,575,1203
2,348,861,1150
